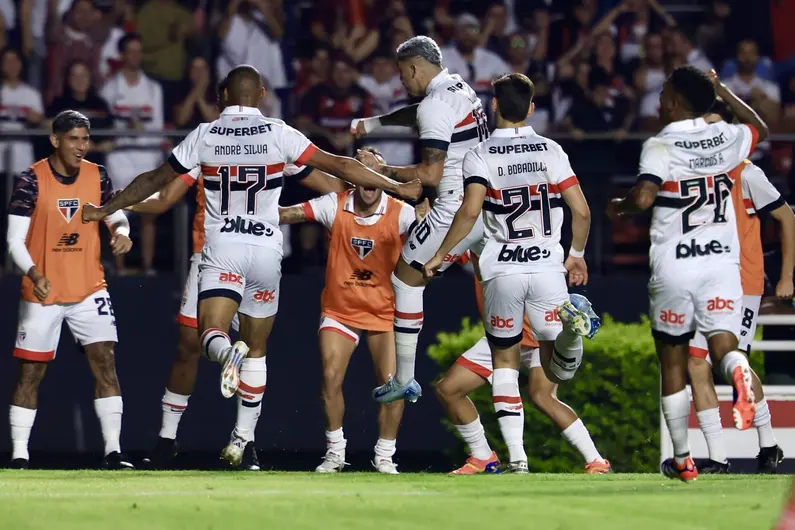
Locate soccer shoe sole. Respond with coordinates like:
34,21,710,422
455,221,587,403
220,341,249,399
731,365,756,430
557,301,592,337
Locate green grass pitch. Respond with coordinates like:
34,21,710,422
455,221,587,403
0,471,788,529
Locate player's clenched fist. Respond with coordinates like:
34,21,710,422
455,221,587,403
350,118,378,139
29,271,50,301
397,179,423,201
81,202,105,222
110,234,133,256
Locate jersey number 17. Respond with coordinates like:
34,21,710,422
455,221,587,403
218,165,269,215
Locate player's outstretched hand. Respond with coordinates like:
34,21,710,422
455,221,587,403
606,198,622,220
111,234,133,256
397,179,423,201
82,203,105,222
415,198,430,222
776,276,794,300
564,255,588,286
32,274,50,301
423,253,444,280
350,118,369,139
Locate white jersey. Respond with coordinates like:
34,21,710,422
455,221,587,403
463,125,578,281
638,118,759,272
738,161,783,216
170,105,316,252
418,68,488,196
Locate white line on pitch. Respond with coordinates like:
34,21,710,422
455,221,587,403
0,489,441,499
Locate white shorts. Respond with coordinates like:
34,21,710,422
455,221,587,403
401,195,484,272
457,336,539,384
689,294,762,359
318,316,361,346
180,253,241,331
14,289,118,362
482,272,568,345
198,243,281,319
649,265,742,342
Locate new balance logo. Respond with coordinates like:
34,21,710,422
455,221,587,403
675,239,730,259
350,269,373,281
490,316,514,329
497,244,551,263
218,272,243,285
58,233,79,246
220,216,272,236
351,237,374,259
254,289,276,303
706,297,734,311
660,310,686,324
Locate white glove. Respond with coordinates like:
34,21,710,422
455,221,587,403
350,117,381,135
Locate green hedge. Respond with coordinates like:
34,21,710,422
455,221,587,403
428,316,767,473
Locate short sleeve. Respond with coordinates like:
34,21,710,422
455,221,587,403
168,125,203,174
277,124,317,166
549,144,578,189
398,203,416,235
462,149,489,189
304,192,338,229
180,165,202,184
637,138,669,186
742,163,784,214
732,123,760,162
283,163,312,180
417,97,457,152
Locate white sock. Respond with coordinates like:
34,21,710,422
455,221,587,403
326,427,347,453
392,273,424,385
9,406,36,460
696,408,728,463
201,328,232,363
551,329,583,381
374,438,396,459
561,419,602,464
720,350,750,384
661,390,690,464
492,368,526,463
233,357,267,442
94,396,123,456
159,390,190,440
455,417,493,460
754,399,778,448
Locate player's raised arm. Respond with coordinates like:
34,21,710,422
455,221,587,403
124,173,195,215
708,69,769,144
351,103,419,138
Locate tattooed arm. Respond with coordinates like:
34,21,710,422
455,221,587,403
87,162,181,220
378,146,447,187
351,104,419,137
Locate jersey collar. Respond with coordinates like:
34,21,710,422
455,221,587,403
490,125,536,137
344,190,388,217
426,68,449,95
221,105,263,116
660,117,708,134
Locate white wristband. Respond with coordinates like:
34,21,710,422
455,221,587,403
351,117,381,134
569,247,585,258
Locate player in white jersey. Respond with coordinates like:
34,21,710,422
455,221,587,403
351,36,493,404
83,64,421,467
425,73,593,471
607,66,769,482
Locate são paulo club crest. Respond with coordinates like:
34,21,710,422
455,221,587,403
58,198,80,222
350,237,374,259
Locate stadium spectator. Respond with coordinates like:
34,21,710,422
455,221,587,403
172,56,219,129
216,0,286,92
101,32,164,276
590,0,674,63
46,59,113,165
590,32,628,96
663,26,713,73
0,47,44,178
696,0,733,68
633,32,666,130
136,0,195,119
549,0,597,59
442,13,510,92
567,68,632,139
294,45,330,98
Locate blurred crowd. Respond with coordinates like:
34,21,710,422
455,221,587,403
1,0,795,273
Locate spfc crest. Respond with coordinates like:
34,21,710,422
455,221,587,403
351,237,374,259
58,198,80,223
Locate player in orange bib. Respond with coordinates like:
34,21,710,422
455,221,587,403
278,146,423,473
435,253,610,474
687,101,795,475
121,77,348,470
6,110,133,469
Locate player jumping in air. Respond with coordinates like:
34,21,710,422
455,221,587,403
607,66,769,482
7,110,133,469
279,146,427,474
124,78,348,470
351,36,489,404
686,99,793,474
437,262,609,474
83,64,421,468
425,73,593,473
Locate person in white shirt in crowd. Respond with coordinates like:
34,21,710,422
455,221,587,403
723,39,781,164
355,52,413,166
101,33,164,276
664,26,713,73
442,14,510,97
635,32,668,131
0,47,44,178
216,0,286,93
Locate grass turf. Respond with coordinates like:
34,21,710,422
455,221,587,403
0,471,788,530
